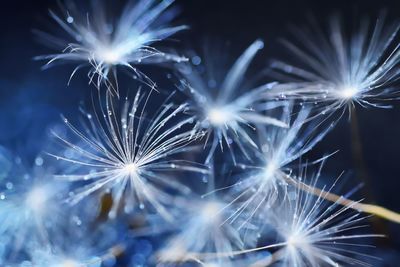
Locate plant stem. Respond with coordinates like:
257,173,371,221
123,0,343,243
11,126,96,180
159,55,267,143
284,175,400,223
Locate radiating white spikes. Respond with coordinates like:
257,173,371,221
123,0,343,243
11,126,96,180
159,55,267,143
51,89,207,220
265,178,382,267
178,40,288,164
0,178,65,257
266,13,400,115
214,172,381,267
225,106,331,225
158,197,245,265
35,0,188,96
25,223,117,267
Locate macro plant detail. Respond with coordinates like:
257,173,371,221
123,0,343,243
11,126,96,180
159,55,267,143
266,13,400,116
177,40,287,164
50,89,207,221
35,0,188,96
224,106,332,226
158,197,244,264
1,0,400,267
234,168,384,267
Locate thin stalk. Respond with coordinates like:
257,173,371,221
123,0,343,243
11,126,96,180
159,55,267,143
284,175,400,223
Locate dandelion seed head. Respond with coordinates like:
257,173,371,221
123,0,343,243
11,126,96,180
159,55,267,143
36,0,188,95
121,162,139,176
96,48,123,65
262,173,381,267
0,157,73,260
158,196,247,264
226,107,328,222
178,40,286,162
337,85,358,99
23,220,118,267
263,160,278,180
25,186,49,214
268,14,400,114
200,201,223,224
207,107,232,126
52,90,205,220
286,231,307,249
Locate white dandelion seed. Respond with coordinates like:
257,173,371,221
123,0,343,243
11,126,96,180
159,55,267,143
259,179,381,267
157,196,245,265
24,223,119,267
50,89,207,221
0,168,66,260
218,172,382,267
157,162,260,265
35,0,188,96
267,12,400,115
178,40,288,164
26,247,103,267
223,106,331,226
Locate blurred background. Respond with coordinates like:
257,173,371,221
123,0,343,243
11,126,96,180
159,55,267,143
0,0,399,265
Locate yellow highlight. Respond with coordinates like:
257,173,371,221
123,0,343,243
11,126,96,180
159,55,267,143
290,177,400,224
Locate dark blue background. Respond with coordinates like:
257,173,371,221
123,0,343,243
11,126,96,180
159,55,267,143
0,0,399,265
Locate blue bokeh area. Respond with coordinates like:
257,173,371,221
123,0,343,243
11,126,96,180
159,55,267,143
0,0,400,266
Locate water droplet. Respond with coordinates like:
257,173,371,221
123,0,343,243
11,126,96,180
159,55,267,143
35,157,44,166
191,56,201,65
5,182,13,190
